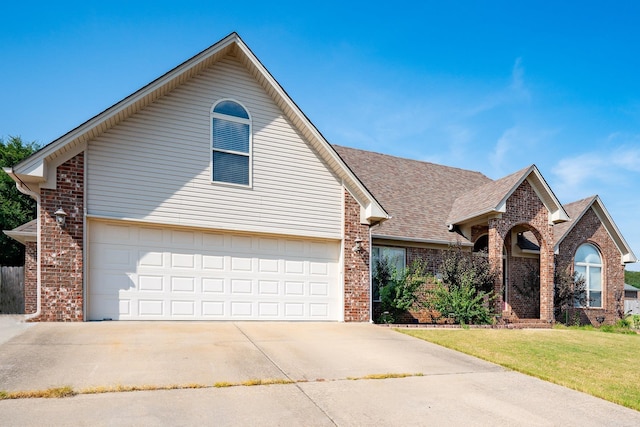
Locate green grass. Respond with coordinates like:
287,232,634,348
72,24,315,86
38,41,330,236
398,328,640,411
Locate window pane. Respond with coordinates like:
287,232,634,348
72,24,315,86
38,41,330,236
575,244,601,264
372,246,405,302
589,267,601,292
589,291,602,308
213,119,249,153
213,151,249,185
213,100,249,119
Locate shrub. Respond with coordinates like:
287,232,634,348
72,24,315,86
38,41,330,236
421,245,498,325
377,260,432,323
425,282,495,325
554,264,587,325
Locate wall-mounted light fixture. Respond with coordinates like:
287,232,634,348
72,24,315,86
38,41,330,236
352,238,364,252
54,208,67,227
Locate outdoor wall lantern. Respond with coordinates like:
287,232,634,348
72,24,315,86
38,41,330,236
352,238,364,252
54,208,68,227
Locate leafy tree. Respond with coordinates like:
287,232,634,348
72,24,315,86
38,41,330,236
377,259,432,323
439,246,495,294
0,136,39,265
554,263,587,325
625,270,640,289
423,245,498,325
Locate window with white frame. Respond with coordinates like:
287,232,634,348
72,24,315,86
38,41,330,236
372,246,406,301
574,243,602,308
211,99,251,186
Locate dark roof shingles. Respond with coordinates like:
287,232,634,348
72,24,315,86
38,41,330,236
333,145,491,243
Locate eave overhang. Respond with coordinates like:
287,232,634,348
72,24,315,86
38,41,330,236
554,196,637,265
4,33,389,224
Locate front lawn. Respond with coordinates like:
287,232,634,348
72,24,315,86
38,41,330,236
398,328,640,411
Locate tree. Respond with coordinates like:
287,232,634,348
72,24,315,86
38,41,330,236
0,136,39,265
423,245,498,325
554,263,587,325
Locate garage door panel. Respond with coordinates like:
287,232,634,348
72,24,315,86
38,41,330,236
89,222,341,321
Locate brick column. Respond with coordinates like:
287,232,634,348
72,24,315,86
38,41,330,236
24,241,38,314
37,153,84,321
343,190,371,322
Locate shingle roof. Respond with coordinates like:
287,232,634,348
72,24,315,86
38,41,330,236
333,145,491,244
553,196,596,247
446,166,532,225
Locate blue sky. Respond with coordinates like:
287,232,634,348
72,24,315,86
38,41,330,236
2,1,640,270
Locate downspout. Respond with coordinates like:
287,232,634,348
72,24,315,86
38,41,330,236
4,168,41,320
369,224,373,323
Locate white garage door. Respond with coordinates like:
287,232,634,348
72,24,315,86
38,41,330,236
88,221,342,321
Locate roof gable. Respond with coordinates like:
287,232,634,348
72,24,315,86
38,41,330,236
446,165,569,226
3,219,37,245
4,33,387,223
555,196,637,264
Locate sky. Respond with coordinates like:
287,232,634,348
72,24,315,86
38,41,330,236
2,1,640,270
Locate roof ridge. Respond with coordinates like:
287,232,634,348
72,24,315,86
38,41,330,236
332,144,489,178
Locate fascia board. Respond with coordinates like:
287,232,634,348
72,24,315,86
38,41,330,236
527,168,569,223
235,40,389,222
3,230,36,245
11,33,239,178
591,197,638,264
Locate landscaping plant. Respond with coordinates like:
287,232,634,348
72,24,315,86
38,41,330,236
422,246,498,325
553,264,587,325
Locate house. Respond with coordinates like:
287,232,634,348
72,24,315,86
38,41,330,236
624,284,640,315
335,148,636,325
3,33,637,324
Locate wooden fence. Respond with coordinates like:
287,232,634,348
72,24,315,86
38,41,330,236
0,266,24,314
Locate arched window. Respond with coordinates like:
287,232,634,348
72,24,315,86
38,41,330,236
574,243,602,308
211,99,251,186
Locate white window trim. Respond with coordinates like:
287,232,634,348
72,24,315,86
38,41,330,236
372,246,406,302
210,99,253,188
575,243,603,309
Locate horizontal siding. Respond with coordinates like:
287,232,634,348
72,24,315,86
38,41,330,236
87,57,343,239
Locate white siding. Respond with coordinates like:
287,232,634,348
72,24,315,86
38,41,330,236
87,57,343,239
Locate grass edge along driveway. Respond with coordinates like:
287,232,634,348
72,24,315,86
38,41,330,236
398,328,640,412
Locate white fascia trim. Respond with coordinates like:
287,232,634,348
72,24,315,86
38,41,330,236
12,34,239,179
591,196,638,264
235,41,388,223
526,168,569,223
3,230,36,245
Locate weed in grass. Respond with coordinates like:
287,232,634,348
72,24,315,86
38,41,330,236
347,373,423,381
213,381,234,388
0,386,76,400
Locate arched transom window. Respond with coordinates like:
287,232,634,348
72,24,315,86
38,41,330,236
211,99,251,186
574,243,602,308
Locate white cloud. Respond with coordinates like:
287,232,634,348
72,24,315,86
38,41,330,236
551,137,640,201
509,57,530,102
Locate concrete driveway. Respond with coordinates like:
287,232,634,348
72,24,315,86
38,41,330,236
1,319,639,426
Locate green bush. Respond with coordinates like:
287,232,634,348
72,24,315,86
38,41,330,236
421,246,498,325
377,260,432,323
425,282,495,325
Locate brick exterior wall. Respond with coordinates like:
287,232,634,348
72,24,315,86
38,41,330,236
406,247,445,273
489,180,554,322
36,153,84,321
24,241,37,314
556,207,625,325
508,256,540,319
343,190,371,322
